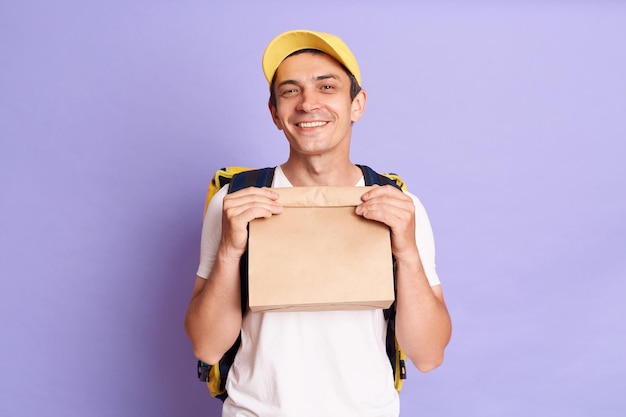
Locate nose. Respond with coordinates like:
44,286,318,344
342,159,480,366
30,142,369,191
297,88,320,112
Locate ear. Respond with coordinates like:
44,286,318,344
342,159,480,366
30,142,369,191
268,101,284,130
350,89,367,123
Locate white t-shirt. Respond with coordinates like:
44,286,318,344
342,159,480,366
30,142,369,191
197,166,440,417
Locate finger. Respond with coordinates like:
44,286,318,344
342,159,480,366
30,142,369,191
360,184,405,201
224,200,283,225
358,205,417,251
356,192,415,234
224,187,283,215
357,204,412,229
356,193,413,218
226,186,280,203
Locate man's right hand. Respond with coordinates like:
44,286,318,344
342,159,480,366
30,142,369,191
219,187,283,260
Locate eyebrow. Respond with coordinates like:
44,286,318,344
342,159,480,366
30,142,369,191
276,74,341,89
315,74,340,82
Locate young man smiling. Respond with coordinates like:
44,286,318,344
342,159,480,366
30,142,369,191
269,49,366,184
185,30,451,417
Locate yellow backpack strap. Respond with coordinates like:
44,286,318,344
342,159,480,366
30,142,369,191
394,339,407,392
207,362,224,398
382,171,407,393
381,172,407,192
386,171,407,393
203,167,254,217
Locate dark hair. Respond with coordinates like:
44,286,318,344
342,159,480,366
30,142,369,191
268,49,362,108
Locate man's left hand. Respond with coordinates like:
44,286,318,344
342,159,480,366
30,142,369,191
355,185,418,262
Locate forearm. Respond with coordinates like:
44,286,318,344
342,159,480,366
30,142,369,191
184,254,243,365
394,252,452,372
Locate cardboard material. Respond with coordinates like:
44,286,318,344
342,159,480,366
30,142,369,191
248,186,395,312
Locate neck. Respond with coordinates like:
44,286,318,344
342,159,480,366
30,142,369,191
280,155,362,187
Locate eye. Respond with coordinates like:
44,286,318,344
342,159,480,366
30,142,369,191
280,87,299,97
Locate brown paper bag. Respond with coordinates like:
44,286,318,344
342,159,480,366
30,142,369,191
248,186,395,312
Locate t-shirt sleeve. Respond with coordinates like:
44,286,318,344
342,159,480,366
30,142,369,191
406,190,440,286
196,185,228,279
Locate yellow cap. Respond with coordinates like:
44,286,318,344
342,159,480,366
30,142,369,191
262,29,361,86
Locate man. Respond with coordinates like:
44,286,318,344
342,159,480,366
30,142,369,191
185,29,451,416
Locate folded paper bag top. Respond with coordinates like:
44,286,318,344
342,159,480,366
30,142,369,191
248,186,395,313
270,186,368,207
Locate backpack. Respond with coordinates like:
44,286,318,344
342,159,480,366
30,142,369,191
197,165,408,401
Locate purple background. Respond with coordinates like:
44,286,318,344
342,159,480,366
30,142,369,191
1,1,625,416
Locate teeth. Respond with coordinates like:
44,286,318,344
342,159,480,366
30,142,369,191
298,121,326,128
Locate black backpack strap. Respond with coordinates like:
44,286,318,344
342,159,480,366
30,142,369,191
228,167,276,194
210,167,276,402
357,164,401,190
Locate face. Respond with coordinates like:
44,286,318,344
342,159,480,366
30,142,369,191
269,52,366,158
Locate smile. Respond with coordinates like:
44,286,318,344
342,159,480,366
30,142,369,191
297,121,327,128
